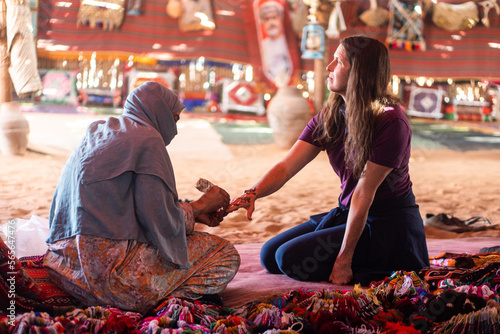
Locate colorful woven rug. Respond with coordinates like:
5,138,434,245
0,254,81,315
2,249,500,333
2,270,500,333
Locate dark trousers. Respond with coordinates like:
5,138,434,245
260,189,429,284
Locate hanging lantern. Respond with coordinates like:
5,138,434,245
300,20,325,59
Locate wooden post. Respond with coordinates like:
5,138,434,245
0,0,12,105
313,56,325,114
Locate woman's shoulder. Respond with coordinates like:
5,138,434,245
374,104,411,137
381,103,405,116
378,104,409,124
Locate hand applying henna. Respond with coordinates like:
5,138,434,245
191,178,230,227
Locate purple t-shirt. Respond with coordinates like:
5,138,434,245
299,105,412,207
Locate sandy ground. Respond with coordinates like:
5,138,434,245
1,112,500,247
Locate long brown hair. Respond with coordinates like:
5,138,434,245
315,35,403,179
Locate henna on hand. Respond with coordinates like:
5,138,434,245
237,187,257,205
226,187,257,213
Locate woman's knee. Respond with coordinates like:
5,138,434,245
260,239,282,274
275,233,341,281
274,245,317,281
260,222,316,275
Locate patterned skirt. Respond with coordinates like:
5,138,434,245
44,232,240,313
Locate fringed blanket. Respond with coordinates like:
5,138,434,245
3,249,500,333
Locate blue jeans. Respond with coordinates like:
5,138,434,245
260,189,429,285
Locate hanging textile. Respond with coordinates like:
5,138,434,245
325,1,347,39
386,0,425,51
6,0,42,96
432,1,478,31
254,0,293,87
77,0,126,30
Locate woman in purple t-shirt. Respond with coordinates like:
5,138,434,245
227,36,429,285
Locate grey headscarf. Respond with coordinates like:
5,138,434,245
79,81,185,191
47,82,191,267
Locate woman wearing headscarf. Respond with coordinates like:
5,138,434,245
44,81,240,312
228,35,429,285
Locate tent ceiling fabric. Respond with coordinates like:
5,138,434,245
37,0,500,80
37,0,260,65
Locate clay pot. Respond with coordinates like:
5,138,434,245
267,86,311,149
0,102,29,156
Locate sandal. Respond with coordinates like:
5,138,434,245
425,213,493,233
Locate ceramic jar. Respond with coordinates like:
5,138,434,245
266,86,311,148
0,102,30,155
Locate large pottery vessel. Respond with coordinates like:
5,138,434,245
267,86,311,148
0,102,30,155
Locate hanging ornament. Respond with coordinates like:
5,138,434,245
386,0,426,51
478,0,500,27
166,0,182,18
432,1,478,31
77,0,126,30
301,20,325,58
325,1,346,39
359,0,389,27
127,0,141,15
289,0,309,37
178,0,215,31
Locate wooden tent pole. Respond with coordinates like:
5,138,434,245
0,0,12,105
313,56,325,114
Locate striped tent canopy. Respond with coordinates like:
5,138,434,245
37,0,500,81
330,0,500,81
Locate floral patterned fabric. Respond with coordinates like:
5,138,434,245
44,231,240,313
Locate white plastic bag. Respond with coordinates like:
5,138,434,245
0,215,50,258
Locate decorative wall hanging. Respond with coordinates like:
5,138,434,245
5,0,42,96
325,0,346,39
360,0,389,27
220,79,265,115
432,1,478,31
406,86,444,119
386,0,425,51
478,0,500,27
76,0,126,30
178,0,215,31
39,70,78,105
254,0,293,87
127,69,178,94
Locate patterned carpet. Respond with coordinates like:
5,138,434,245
3,234,500,333
2,261,500,333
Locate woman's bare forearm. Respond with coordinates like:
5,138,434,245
249,161,293,199
249,140,321,199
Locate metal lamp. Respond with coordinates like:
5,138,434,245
301,20,325,59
